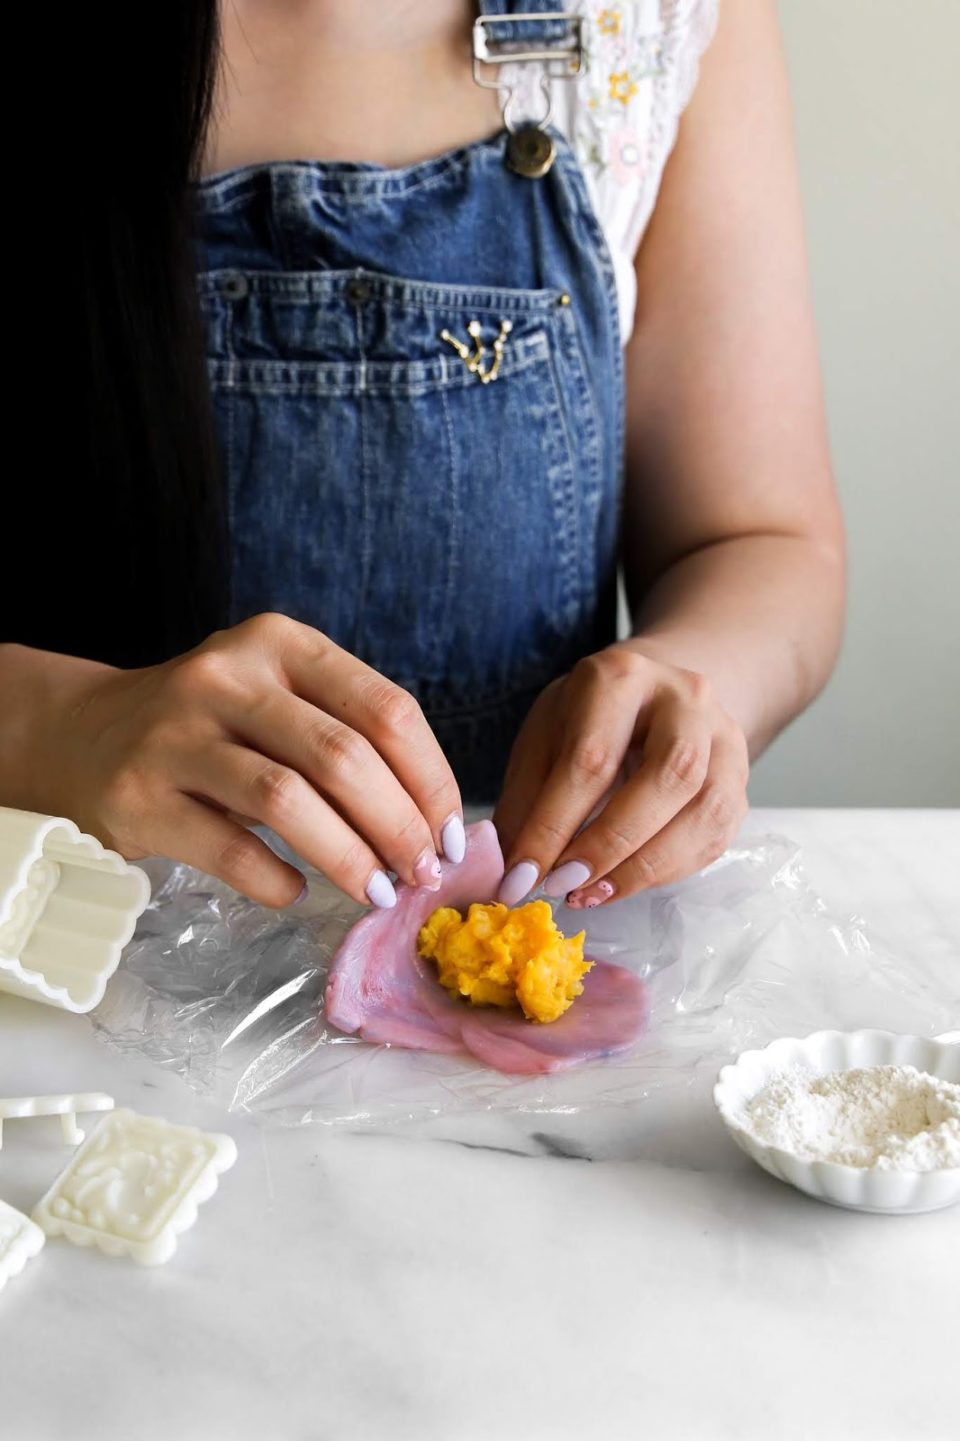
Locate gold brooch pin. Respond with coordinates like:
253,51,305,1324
440,318,513,384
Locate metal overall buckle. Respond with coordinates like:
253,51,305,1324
472,11,585,179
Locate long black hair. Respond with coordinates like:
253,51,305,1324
7,3,225,666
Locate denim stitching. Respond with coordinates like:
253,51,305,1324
206,331,550,396
353,291,373,657
543,330,583,632
197,139,504,207
197,271,566,314
554,304,602,616
223,368,237,622
437,385,462,678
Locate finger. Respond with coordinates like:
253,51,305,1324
496,658,644,904
567,729,749,906
492,685,558,857
181,742,403,908
260,619,464,859
220,688,442,890
148,794,306,908
338,674,463,860
545,696,712,898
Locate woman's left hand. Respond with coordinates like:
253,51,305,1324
493,644,750,908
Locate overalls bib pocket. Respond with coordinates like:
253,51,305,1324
201,270,603,708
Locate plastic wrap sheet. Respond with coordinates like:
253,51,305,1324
90,832,958,1127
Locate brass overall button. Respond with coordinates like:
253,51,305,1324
506,126,556,180
221,273,249,301
346,277,372,304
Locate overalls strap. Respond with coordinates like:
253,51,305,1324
476,1,577,48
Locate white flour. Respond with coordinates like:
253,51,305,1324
742,1064,960,1170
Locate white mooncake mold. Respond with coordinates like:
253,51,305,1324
0,1199,45,1294
0,807,150,1012
33,1109,237,1265
0,1092,115,1150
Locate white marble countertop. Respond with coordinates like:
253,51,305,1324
1,809,957,1441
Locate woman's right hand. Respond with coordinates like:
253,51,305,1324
1,614,464,908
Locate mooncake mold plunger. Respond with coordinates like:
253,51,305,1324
0,1092,115,1150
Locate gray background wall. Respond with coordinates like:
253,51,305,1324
748,0,959,805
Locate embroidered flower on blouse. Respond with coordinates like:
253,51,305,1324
607,70,638,105
560,2,693,195
609,127,647,186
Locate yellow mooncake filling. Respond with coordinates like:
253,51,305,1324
417,900,591,1024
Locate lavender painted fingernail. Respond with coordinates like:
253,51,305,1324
414,847,443,891
366,869,397,909
291,879,308,906
497,860,540,907
441,814,466,864
543,860,591,898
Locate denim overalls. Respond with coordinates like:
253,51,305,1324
197,2,623,801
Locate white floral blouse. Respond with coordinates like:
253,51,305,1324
502,0,719,340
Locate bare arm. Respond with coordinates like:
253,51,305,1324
623,0,845,754
495,0,845,905
0,626,464,908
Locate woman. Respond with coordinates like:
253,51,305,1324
0,1,844,913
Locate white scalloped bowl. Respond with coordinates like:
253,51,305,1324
714,1031,960,1215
